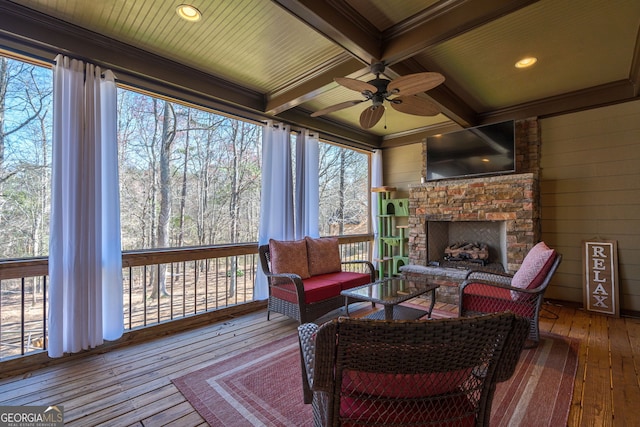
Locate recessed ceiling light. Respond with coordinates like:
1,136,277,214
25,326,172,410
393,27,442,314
176,4,202,22
515,57,537,69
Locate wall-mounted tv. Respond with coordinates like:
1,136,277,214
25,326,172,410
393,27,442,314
426,120,515,181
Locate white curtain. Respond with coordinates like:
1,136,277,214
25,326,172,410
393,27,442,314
294,130,320,239
370,149,383,267
256,122,294,300
48,55,123,358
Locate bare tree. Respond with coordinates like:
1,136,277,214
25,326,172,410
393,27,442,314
224,120,261,295
0,55,52,311
150,100,176,299
0,56,52,260
115,91,264,255
118,90,162,250
0,58,48,181
177,109,191,249
318,144,368,236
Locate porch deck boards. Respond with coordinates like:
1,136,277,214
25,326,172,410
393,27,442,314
0,301,639,426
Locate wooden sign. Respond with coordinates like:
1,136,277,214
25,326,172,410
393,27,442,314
583,240,619,317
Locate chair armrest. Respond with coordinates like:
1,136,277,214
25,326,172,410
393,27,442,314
265,272,309,308
464,269,514,283
460,270,513,295
460,278,546,296
265,272,304,291
341,260,375,279
310,320,338,393
495,315,530,382
266,271,303,283
298,323,319,389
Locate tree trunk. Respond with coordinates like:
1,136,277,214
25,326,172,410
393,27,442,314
178,110,190,249
339,149,346,235
228,123,239,297
0,57,7,171
151,101,175,298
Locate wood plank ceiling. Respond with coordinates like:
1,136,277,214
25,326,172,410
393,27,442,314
1,0,639,148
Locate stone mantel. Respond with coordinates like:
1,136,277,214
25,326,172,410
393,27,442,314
407,172,540,274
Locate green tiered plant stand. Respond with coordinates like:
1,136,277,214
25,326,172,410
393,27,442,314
372,187,409,279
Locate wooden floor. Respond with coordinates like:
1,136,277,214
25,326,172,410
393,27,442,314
0,300,639,426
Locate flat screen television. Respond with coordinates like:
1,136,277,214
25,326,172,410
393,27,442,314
426,120,515,181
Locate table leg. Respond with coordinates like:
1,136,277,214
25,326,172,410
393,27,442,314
384,305,394,320
344,296,351,317
427,288,436,319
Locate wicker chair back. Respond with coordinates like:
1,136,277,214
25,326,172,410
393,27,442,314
298,312,529,426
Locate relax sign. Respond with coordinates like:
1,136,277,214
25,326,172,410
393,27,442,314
583,240,619,317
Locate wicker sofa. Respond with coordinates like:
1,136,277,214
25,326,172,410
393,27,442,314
259,237,375,324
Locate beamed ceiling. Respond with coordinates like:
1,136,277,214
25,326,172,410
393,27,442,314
1,0,639,149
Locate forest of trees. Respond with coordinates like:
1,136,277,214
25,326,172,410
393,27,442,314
0,53,370,261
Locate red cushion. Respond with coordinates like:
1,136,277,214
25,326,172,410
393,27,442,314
317,271,371,291
463,283,536,318
338,353,476,425
271,276,342,304
342,368,472,398
270,272,370,304
340,394,476,426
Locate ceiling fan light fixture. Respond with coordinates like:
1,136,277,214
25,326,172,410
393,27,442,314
176,4,202,22
515,57,537,68
313,62,445,129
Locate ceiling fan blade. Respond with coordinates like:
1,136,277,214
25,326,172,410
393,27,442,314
390,96,440,116
335,77,377,94
310,100,364,117
387,72,445,96
359,105,385,129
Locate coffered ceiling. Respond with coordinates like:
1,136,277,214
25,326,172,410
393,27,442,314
1,0,639,148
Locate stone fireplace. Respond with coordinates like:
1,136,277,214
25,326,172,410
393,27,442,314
402,118,542,303
408,172,540,273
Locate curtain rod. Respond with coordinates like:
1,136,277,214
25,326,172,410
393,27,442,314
266,122,320,137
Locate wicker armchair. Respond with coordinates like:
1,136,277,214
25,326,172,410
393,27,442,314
459,247,561,345
298,313,530,426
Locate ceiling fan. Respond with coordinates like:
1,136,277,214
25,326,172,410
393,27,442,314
310,62,445,129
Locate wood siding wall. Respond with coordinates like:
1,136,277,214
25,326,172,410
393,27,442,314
382,143,423,199
384,100,640,312
539,99,640,312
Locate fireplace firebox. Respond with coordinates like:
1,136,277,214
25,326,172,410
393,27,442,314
426,220,507,271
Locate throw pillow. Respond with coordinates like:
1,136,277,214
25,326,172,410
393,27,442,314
305,236,342,276
511,241,556,300
269,238,311,279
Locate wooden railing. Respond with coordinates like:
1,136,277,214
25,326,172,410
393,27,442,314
0,235,372,360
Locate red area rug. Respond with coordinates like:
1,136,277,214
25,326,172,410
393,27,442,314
173,334,311,426
173,314,578,427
